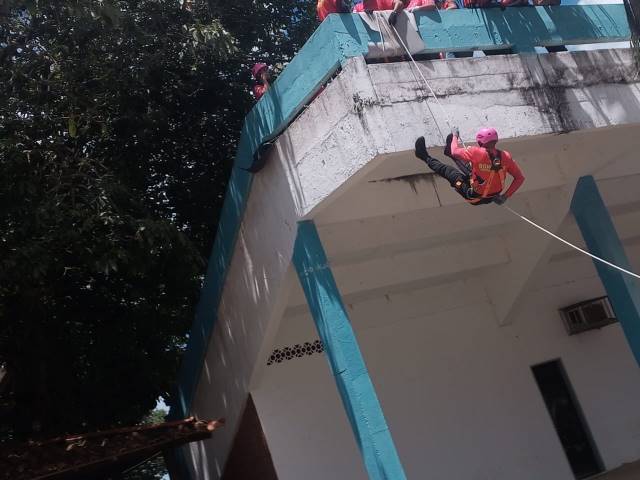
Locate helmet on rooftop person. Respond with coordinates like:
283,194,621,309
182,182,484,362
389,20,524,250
476,127,498,146
252,63,268,80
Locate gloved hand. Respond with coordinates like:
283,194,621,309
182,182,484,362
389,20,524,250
493,194,508,205
451,126,460,138
388,10,398,26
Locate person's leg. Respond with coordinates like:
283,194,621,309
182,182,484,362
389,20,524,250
415,137,501,205
415,137,468,190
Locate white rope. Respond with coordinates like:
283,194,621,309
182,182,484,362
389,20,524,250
504,206,640,280
390,21,640,280
390,21,450,145
376,13,386,52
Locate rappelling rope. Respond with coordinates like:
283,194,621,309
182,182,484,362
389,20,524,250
389,22,640,280
383,14,451,145
504,205,640,280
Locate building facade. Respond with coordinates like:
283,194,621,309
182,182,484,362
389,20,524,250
170,7,640,480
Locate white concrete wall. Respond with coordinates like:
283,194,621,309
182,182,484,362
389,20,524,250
253,206,640,479
183,145,301,478
185,47,640,479
292,50,640,220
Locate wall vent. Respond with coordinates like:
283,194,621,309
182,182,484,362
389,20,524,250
559,296,617,335
266,340,324,365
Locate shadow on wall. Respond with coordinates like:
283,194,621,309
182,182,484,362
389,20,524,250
514,49,640,133
479,5,625,51
563,49,640,129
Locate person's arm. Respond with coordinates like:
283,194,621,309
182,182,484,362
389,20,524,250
450,134,474,162
503,154,525,198
253,84,267,101
393,0,406,11
388,0,405,24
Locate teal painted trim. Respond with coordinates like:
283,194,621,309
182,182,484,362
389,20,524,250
169,167,253,420
415,5,629,53
169,15,372,422
292,221,407,480
571,176,640,366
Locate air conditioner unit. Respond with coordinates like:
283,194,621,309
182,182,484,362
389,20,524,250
559,296,617,336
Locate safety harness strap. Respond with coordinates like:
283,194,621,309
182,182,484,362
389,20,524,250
466,150,505,204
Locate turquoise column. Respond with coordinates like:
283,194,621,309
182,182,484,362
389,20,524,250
571,175,640,365
292,221,407,480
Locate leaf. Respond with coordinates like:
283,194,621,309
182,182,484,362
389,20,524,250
99,2,122,27
68,116,77,138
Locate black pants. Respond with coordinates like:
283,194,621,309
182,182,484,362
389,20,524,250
424,155,494,205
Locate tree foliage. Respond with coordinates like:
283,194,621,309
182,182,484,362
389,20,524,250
0,0,317,443
122,409,170,480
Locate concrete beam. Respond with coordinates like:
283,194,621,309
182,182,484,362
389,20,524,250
286,231,511,309
571,176,640,366
314,126,638,225
292,221,407,480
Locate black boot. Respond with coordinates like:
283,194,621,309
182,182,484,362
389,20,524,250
444,133,453,158
414,136,430,162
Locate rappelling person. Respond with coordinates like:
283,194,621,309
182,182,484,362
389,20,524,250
414,127,525,205
252,63,271,101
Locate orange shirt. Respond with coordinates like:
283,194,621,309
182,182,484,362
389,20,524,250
451,136,525,198
362,0,396,9
318,0,347,20
354,0,439,12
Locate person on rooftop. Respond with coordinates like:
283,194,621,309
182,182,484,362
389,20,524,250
353,0,457,26
350,0,408,24
317,0,351,21
252,63,270,101
414,127,525,205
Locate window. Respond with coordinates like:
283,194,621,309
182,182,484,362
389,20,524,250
532,360,603,479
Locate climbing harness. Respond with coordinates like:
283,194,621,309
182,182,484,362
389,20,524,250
388,22,640,280
466,149,506,204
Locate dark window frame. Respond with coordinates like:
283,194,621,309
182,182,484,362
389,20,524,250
531,359,605,479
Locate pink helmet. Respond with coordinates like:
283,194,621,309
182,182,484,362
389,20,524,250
252,63,268,80
476,127,498,145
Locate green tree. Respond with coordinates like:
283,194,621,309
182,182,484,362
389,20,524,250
0,0,319,445
0,0,237,441
122,409,170,480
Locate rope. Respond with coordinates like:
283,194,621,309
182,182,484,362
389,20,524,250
388,18,451,145
505,206,640,280
389,21,640,280
376,13,386,52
